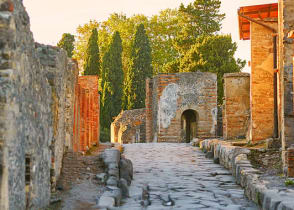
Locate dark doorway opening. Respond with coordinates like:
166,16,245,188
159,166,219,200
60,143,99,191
181,110,197,143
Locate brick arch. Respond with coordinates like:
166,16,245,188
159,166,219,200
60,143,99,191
176,105,200,142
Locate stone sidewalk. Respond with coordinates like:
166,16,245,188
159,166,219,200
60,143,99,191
119,143,257,210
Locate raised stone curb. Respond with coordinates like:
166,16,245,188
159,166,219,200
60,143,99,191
97,148,133,208
200,139,294,210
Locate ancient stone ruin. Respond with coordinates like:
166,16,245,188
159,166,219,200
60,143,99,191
146,72,217,143
111,108,146,144
2,0,294,209
0,0,100,208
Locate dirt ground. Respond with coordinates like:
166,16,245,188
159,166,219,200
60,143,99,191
46,144,111,210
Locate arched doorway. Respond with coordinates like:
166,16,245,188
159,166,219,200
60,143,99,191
181,110,197,143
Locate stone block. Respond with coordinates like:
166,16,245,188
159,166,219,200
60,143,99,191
103,186,122,206
119,157,133,186
103,149,120,166
98,196,115,208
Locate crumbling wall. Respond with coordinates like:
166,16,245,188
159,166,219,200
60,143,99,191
0,0,79,208
223,73,250,140
145,78,153,143
0,1,52,209
65,60,79,151
250,21,278,142
73,76,100,152
147,72,217,143
36,43,67,191
111,109,146,144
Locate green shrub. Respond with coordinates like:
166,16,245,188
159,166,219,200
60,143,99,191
285,179,294,187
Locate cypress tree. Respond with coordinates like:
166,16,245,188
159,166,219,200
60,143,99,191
101,31,123,128
84,28,100,76
123,24,153,110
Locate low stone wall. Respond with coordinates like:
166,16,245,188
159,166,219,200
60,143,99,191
96,148,133,208
200,139,294,209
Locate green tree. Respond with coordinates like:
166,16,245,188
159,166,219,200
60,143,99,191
123,24,153,110
180,35,246,104
101,31,123,128
57,33,75,58
175,0,225,54
84,28,100,75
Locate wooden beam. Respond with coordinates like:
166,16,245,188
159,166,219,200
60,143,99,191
238,12,277,33
242,7,278,16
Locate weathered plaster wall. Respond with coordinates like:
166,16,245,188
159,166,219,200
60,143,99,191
73,76,100,152
0,0,79,208
223,73,250,140
111,109,146,144
147,72,217,143
250,21,277,142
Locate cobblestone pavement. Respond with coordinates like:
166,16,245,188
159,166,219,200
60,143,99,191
120,143,258,210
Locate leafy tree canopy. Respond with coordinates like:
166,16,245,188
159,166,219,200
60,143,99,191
57,33,75,58
180,35,246,104
175,0,225,54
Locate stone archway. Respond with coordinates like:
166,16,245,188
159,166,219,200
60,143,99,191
181,109,198,143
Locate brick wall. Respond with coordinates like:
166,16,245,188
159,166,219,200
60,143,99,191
148,72,217,143
73,76,100,152
250,21,278,142
223,73,250,140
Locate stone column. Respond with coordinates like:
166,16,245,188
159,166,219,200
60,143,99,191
223,73,250,140
278,0,294,170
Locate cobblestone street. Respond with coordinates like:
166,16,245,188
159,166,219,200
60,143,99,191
120,143,258,210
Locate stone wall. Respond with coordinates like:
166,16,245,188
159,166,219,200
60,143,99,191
279,0,294,171
36,43,79,192
0,0,78,209
111,109,146,144
73,76,100,152
250,21,278,142
65,60,79,151
223,73,250,140
146,72,217,143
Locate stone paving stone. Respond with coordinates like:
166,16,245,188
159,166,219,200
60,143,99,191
119,143,258,209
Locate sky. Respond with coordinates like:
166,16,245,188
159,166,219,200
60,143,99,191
23,0,278,73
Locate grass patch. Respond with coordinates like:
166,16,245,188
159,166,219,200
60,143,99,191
285,179,294,187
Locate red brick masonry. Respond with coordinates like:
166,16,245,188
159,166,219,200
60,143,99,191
73,76,100,152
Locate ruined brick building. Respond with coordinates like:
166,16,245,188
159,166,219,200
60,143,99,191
73,76,100,152
0,0,100,209
223,2,294,176
111,72,218,144
145,72,218,143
